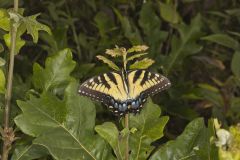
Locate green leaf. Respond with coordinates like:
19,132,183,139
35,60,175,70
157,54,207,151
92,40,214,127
11,144,49,160
15,92,67,137
202,34,240,50
164,14,203,75
231,51,240,77
130,58,154,69
96,55,120,71
150,118,218,160
0,9,10,31
95,122,124,160
15,82,114,160
3,33,26,54
159,2,181,24
0,57,6,66
22,13,52,43
127,53,148,62
127,45,148,53
129,99,169,159
0,69,5,94
32,48,76,92
96,100,169,160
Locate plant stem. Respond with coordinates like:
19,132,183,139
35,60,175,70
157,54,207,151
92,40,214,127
124,114,129,160
2,0,19,159
123,51,129,160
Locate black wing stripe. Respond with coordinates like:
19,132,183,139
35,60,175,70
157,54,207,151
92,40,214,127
93,77,100,84
100,75,110,89
142,75,171,97
107,72,117,85
149,72,155,79
140,70,149,86
133,70,142,83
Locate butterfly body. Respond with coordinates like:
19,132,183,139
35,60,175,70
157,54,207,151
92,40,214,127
78,69,171,116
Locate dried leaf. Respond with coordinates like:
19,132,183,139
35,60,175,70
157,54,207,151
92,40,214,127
96,55,120,71
105,47,126,57
130,58,154,69
127,45,149,53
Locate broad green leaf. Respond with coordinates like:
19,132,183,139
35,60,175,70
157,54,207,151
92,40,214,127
130,58,154,69
0,9,10,31
96,55,120,71
22,13,52,43
127,45,148,53
95,122,124,160
16,82,114,160
32,48,76,92
159,2,181,24
129,100,169,160
3,33,25,54
96,100,169,160
15,92,67,137
11,144,49,160
150,118,217,160
202,34,240,50
231,51,240,77
0,69,5,93
127,53,148,62
164,14,203,75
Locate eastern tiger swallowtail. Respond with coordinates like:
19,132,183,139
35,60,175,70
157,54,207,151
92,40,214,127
78,69,171,116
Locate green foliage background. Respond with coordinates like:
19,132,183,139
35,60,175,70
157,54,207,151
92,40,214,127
0,0,240,159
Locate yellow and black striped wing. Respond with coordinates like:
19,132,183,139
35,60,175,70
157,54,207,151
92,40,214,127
127,70,171,100
78,71,128,111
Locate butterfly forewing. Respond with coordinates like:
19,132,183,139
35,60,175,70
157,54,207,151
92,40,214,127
127,70,171,99
78,71,128,106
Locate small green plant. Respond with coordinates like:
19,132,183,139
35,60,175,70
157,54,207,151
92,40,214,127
0,1,51,159
96,45,159,160
96,45,153,71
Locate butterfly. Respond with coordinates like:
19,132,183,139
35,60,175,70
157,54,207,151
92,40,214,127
78,69,171,116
